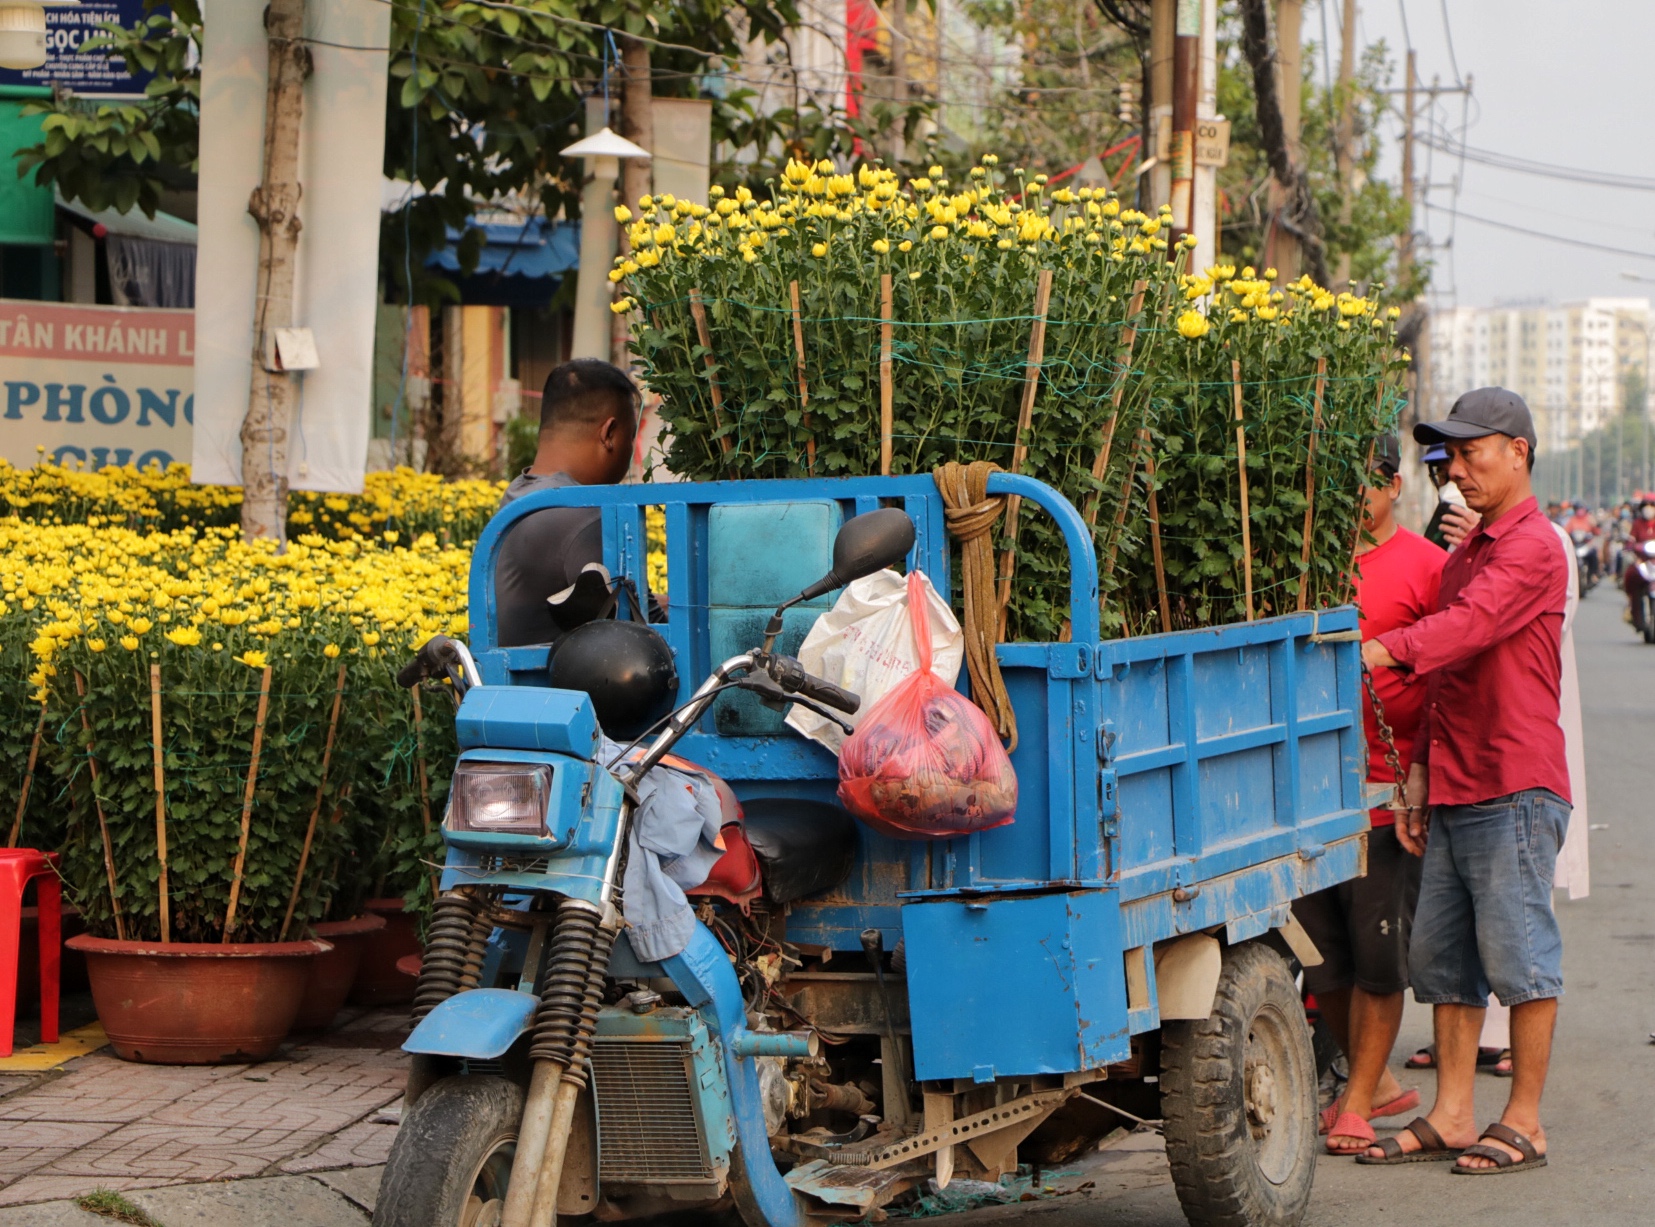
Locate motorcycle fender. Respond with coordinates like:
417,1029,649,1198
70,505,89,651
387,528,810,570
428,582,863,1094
402,988,538,1060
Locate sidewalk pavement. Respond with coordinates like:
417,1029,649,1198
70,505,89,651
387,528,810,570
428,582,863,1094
0,1008,409,1225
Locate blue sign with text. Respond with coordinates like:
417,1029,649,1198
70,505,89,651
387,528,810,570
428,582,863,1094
0,1,161,98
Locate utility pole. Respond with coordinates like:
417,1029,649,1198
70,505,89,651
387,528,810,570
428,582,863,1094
240,0,309,545
1169,0,1200,241
614,35,653,369
1263,0,1303,279
1147,0,1173,212
889,0,908,164
1397,49,1416,290
1332,0,1356,287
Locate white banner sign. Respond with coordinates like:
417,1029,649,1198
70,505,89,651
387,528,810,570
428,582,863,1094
0,300,193,471
192,0,391,493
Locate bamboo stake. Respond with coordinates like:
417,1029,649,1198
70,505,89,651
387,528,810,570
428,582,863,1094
1083,279,1149,528
1101,430,1147,581
1296,357,1328,612
222,665,273,941
995,269,1054,639
6,703,46,848
279,663,347,941
1232,359,1255,622
1143,439,1173,630
1342,382,1387,604
74,672,125,942
880,274,894,476
149,665,171,943
789,280,816,475
687,289,733,464
411,685,439,900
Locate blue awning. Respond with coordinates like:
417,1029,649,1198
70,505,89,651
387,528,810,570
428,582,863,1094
427,217,581,309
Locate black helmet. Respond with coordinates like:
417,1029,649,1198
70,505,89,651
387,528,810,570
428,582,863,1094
549,620,678,740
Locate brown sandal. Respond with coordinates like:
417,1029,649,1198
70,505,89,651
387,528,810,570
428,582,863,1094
1354,1117,1464,1165
1450,1123,1547,1175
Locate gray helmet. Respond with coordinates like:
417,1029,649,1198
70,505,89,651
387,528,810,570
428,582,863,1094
549,620,678,740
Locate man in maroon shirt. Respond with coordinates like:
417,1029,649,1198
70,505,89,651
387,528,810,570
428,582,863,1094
1298,434,1444,1156
1356,389,1569,1175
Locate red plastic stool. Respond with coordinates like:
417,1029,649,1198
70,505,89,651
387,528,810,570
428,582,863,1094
1,849,60,1058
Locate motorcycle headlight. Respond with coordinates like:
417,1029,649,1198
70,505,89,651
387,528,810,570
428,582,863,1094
448,761,552,836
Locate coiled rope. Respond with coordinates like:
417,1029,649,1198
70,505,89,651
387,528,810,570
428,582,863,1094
933,461,1018,752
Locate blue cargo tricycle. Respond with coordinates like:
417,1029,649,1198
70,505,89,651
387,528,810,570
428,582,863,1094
373,473,1369,1227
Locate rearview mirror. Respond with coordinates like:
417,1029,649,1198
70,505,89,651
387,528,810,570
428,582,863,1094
794,508,915,604
830,507,917,586
763,508,917,651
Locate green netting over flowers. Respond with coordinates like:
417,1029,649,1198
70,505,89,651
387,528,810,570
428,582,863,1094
618,156,1407,639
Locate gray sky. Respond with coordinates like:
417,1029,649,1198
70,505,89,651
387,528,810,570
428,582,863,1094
1322,0,1655,308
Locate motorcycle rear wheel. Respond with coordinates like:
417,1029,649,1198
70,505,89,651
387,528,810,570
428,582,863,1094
374,1074,524,1227
1643,595,1655,644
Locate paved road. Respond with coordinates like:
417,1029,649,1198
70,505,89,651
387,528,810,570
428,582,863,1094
957,587,1655,1227
7,591,1649,1227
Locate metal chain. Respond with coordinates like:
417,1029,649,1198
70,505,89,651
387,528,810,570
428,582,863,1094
1360,662,1410,812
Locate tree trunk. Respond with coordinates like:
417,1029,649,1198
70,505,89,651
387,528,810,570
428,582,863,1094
615,35,653,369
1235,0,1330,288
240,0,310,545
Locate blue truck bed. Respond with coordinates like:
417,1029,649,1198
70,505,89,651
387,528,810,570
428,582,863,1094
468,473,1368,1077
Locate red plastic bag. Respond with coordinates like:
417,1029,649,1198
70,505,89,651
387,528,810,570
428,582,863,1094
837,572,1017,840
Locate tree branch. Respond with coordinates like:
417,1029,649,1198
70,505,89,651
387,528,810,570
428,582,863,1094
1235,0,1330,287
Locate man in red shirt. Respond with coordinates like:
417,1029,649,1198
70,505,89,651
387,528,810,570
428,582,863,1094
1357,389,1569,1175
1297,434,1445,1156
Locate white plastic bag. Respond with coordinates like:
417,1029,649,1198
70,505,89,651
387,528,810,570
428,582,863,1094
785,569,965,754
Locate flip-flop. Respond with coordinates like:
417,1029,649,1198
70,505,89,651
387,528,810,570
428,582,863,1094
1451,1123,1547,1175
1370,1089,1421,1120
1405,1046,1504,1070
1489,1049,1514,1078
1354,1117,1464,1165
1321,1088,1420,1135
1326,1112,1377,1155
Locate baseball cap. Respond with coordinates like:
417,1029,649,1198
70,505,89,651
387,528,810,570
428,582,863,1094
1421,442,1449,464
1373,433,1402,476
1413,387,1537,451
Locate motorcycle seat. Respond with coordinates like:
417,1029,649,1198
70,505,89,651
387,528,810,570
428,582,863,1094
741,797,860,905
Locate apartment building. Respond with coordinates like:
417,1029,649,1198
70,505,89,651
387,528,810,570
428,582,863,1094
1430,298,1651,455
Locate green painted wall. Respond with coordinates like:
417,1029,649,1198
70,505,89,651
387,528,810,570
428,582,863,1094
0,93,55,247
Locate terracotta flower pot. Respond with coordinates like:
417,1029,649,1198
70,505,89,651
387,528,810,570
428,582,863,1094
67,933,330,1065
348,897,423,1007
292,913,388,1031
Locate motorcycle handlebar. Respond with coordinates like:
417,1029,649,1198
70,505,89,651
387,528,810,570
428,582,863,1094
767,654,861,715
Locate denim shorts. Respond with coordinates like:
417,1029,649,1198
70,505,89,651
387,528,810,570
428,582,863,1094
1408,788,1571,1008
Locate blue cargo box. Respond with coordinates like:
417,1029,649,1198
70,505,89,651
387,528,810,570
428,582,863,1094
466,474,1369,1075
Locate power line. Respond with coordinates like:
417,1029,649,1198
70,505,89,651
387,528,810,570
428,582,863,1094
1436,0,1461,86
1420,134,1655,192
1437,206,1655,261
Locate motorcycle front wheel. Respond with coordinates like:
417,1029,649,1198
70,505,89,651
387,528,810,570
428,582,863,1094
374,1075,525,1227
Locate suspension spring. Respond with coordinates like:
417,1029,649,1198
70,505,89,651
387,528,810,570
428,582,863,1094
411,889,492,1023
559,923,618,1089
526,900,605,1059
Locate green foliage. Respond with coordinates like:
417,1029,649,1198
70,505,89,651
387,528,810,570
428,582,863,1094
1217,24,1423,299
51,642,358,943
14,0,200,218
947,0,1141,178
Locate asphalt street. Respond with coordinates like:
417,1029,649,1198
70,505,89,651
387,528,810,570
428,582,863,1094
952,585,1655,1227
